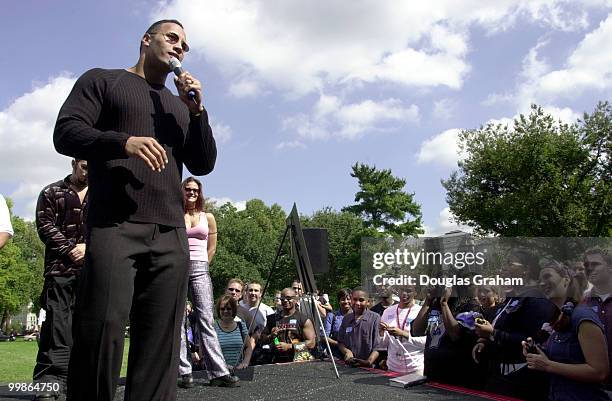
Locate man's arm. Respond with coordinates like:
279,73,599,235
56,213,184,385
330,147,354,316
0,233,10,249
35,190,75,258
0,195,13,249
183,109,217,176
53,69,131,161
302,318,316,349
54,69,167,171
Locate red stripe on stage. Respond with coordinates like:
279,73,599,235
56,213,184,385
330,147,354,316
426,382,524,401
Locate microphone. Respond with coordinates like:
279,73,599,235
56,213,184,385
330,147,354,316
169,57,196,101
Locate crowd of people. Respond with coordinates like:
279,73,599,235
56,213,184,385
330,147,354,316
183,247,611,401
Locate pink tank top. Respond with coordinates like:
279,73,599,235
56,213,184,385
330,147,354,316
186,212,208,262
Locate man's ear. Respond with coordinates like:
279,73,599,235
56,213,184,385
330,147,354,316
141,33,152,48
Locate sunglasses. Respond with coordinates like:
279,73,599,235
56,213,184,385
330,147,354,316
184,188,198,193
227,288,241,293
219,306,233,311
280,297,296,302
150,31,190,52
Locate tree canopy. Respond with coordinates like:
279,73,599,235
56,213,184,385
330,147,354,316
343,162,423,237
443,103,611,236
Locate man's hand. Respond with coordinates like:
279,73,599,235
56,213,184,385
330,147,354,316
276,341,291,352
475,320,494,338
125,137,168,172
472,342,486,364
174,72,204,115
386,326,406,338
351,358,371,367
440,286,452,305
68,243,86,264
343,350,354,362
379,321,389,336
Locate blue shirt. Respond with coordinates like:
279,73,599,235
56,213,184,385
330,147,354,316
214,320,247,366
544,305,609,401
325,309,346,339
337,310,381,360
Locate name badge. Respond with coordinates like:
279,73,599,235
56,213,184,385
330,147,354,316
346,326,353,333
289,319,297,324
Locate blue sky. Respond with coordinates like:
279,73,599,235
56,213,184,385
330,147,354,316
1,1,611,234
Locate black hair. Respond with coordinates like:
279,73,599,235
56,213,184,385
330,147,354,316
351,287,369,298
584,248,612,267
337,288,352,300
507,248,540,281
146,19,184,33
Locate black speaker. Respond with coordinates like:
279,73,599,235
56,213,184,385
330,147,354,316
303,228,329,274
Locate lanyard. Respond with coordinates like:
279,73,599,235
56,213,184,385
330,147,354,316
396,304,413,331
491,298,513,327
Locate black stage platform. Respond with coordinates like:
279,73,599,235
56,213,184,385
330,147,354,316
0,361,509,401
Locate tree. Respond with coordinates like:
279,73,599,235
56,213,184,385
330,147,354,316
210,200,293,299
443,103,612,236
0,198,44,331
343,163,423,237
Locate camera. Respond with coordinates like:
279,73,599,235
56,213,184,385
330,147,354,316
525,338,538,354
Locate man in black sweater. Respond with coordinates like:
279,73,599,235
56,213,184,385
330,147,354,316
53,19,216,401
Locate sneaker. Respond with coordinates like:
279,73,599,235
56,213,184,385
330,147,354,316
178,373,194,389
209,374,240,387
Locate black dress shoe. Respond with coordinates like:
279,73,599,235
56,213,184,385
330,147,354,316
33,392,57,401
178,373,194,389
209,374,240,387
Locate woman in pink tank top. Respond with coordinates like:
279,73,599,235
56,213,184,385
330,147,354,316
178,177,239,388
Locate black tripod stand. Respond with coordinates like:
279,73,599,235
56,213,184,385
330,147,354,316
243,204,339,378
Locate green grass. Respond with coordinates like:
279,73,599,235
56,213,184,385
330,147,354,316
0,339,130,384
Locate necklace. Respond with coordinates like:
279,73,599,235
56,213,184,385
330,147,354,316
396,303,413,331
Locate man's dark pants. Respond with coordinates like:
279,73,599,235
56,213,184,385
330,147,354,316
33,275,79,390
67,221,189,401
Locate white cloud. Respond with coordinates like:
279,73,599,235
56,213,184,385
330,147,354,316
153,1,605,97
228,79,260,98
432,98,456,120
541,106,581,124
536,15,612,98
416,128,464,167
422,207,473,237
209,196,246,211
211,121,232,143
282,95,419,142
275,141,306,150
487,14,612,115
0,75,76,219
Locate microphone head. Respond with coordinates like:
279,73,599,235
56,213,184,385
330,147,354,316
169,56,181,69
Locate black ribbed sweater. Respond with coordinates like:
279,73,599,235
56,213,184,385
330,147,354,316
53,68,216,227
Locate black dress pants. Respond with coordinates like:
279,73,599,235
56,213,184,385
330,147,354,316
33,275,79,390
67,221,189,401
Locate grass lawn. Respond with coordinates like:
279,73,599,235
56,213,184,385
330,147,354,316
0,339,130,384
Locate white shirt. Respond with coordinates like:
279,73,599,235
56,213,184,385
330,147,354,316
0,195,13,237
239,300,275,331
379,303,426,374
